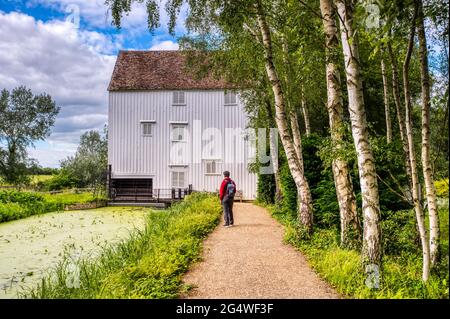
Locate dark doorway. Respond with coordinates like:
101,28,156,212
111,178,153,202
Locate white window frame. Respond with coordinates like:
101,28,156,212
140,120,156,136
170,124,188,142
171,171,186,188
172,91,186,106
205,160,220,175
224,91,237,106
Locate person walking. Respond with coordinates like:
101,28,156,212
219,171,236,227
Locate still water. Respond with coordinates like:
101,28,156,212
0,207,149,298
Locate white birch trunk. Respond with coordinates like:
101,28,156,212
402,3,430,281
290,109,314,230
301,86,311,137
255,3,313,235
380,48,392,143
417,0,440,266
336,0,381,266
387,42,413,198
320,0,361,248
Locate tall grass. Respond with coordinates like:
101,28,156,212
267,204,449,299
23,192,221,299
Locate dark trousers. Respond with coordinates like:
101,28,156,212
222,195,234,225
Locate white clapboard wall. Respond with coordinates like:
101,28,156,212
108,90,258,199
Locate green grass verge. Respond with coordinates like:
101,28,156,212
265,204,449,299
24,192,221,299
42,192,104,206
0,190,105,223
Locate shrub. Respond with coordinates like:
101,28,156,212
0,189,45,204
35,173,79,191
435,179,449,198
371,137,411,212
381,210,419,256
302,134,325,190
279,156,297,217
256,172,276,205
0,202,25,222
42,192,104,205
312,178,340,229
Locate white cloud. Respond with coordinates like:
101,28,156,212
0,11,115,167
28,0,188,34
0,0,189,167
28,141,78,168
149,40,179,50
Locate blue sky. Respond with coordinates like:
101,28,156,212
0,0,187,167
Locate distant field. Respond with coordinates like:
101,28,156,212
30,175,54,184
0,175,55,187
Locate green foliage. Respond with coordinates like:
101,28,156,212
302,134,325,189
279,155,297,217
26,161,59,176
303,134,341,229
266,203,449,299
60,128,108,190
257,172,276,205
254,125,277,205
371,136,411,211
0,190,103,223
25,193,221,299
312,178,340,229
0,202,28,222
435,179,449,198
0,190,60,222
381,210,419,256
42,192,105,206
35,173,79,191
0,86,59,186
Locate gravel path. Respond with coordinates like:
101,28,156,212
181,203,339,299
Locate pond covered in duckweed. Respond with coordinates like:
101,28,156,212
0,207,149,298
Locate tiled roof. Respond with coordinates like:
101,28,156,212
108,50,233,91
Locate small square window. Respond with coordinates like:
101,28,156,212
171,171,186,188
171,125,187,141
206,160,218,174
224,91,237,105
172,91,186,105
141,122,154,136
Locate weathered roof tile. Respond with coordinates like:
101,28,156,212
108,50,232,91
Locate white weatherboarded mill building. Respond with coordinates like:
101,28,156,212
107,51,257,201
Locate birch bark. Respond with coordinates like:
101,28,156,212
380,48,392,143
255,2,313,235
387,42,413,197
320,0,361,248
417,0,440,266
301,86,311,137
403,3,430,281
265,99,283,203
336,0,381,266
